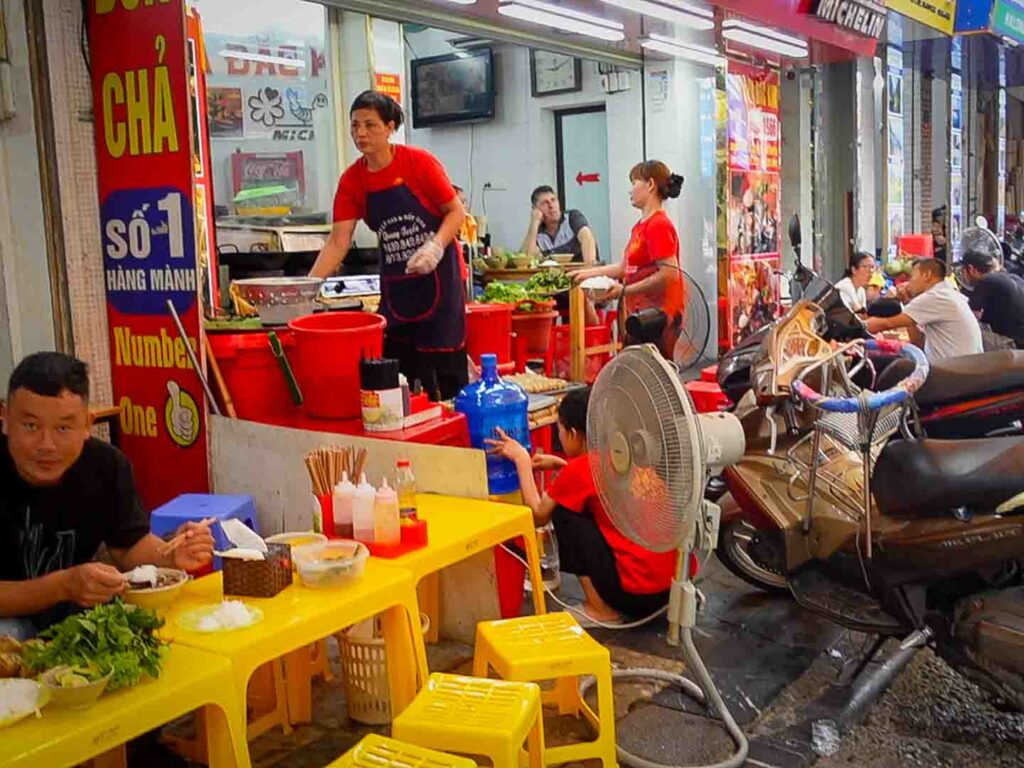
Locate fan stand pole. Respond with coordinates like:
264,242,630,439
582,544,750,768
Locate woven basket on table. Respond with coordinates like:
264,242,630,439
223,543,292,598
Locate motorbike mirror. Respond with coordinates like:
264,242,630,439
976,215,989,230
788,215,802,249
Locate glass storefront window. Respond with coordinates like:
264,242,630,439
193,0,338,221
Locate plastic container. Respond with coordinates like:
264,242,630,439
466,303,513,366
550,324,612,383
361,358,404,433
455,354,531,495
373,479,401,546
396,460,418,520
287,312,387,419
332,473,357,539
294,540,369,587
352,474,376,543
207,331,300,423
511,310,558,357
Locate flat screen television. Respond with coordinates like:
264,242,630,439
411,49,495,128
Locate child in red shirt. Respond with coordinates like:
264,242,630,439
487,388,675,625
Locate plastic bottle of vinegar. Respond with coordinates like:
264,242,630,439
332,472,356,538
373,478,401,545
352,474,376,543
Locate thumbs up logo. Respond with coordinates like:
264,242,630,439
164,379,200,448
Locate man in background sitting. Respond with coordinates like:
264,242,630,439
522,185,598,265
866,258,982,361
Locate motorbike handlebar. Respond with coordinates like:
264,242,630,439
792,339,929,414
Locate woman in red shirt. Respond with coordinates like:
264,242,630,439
310,91,468,399
575,161,686,363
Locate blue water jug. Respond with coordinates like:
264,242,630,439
455,354,531,495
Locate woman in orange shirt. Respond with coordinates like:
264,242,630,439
574,161,686,363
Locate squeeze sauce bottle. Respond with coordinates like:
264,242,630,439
373,478,401,546
352,474,376,543
332,472,356,539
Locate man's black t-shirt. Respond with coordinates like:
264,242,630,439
0,435,149,585
968,271,1024,346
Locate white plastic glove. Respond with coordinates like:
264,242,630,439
406,238,444,275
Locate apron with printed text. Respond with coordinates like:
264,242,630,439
366,183,465,351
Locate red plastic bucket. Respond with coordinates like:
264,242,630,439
287,312,386,419
207,330,299,423
511,311,558,357
466,303,513,365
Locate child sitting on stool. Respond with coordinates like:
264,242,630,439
487,387,675,626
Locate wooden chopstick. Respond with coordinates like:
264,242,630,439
158,517,217,556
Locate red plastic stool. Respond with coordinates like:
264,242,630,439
700,365,718,383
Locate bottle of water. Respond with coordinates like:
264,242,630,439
455,354,531,495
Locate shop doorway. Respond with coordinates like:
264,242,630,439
556,107,611,262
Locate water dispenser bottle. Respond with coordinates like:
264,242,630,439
455,354,531,495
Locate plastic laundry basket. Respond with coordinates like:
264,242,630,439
339,613,429,725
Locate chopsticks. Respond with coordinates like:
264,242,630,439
304,445,368,496
158,517,217,556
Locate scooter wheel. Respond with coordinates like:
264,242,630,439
716,518,789,594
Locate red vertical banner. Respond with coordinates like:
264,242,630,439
89,0,209,509
724,63,783,349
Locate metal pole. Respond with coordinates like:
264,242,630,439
166,300,221,416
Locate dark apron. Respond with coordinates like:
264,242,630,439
365,184,465,352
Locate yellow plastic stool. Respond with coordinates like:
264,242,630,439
326,733,476,768
473,612,618,767
391,673,545,768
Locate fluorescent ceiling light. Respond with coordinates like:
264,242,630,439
442,0,478,4
602,0,713,31
498,0,626,42
641,33,724,67
722,19,807,59
219,49,307,68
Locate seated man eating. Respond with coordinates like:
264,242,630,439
0,352,214,639
487,387,675,626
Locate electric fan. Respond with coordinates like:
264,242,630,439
673,271,712,372
585,344,748,768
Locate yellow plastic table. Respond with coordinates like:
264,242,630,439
398,495,547,643
162,560,428,735
0,644,249,768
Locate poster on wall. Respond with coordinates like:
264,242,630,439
723,62,781,348
88,0,209,508
207,87,244,138
886,45,905,258
243,85,329,140
648,69,669,114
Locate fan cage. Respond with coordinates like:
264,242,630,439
587,346,706,553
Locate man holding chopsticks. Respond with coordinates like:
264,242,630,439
0,352,215,640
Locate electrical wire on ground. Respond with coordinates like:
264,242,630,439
499,543,749,768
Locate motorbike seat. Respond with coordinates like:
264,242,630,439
877,350,1024,408
872,437,1024,519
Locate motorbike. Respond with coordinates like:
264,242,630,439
717,271,1024,441
717,297,1024,709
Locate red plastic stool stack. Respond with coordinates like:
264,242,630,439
685,380,730,413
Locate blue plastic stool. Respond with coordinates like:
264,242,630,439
150,494,259,571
